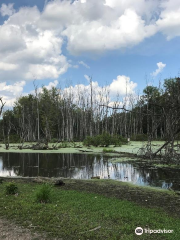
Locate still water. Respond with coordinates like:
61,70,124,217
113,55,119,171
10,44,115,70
0,152,180,190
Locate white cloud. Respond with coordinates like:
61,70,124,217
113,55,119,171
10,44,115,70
79,61,90,69
62,8,157,55
45,80,59,90
151,62,166,77
0,3,15,17
35,80,59,94
72,65,79,69
30,80,59,96
84,75,91,82
0,0,179,86
0,62,18,71
0,6,69,82
64,75,137,107
109,75,137,96
0,81,26,107
0,73,137,108
154,0,180,40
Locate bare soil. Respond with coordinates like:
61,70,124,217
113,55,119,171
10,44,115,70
0,218,56,240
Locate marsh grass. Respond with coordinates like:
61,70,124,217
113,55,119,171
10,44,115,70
34,183,53,203
0,182,179,239
103,148,117,153
5,182,18,195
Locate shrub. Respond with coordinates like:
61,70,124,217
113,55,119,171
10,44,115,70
5,182,18,195
58,141,71,148
83,133,127,147
35,183,53,203
50,138,58,143
131,134,148,141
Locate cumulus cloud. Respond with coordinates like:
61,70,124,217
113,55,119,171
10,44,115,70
0,0,179,87
0,6,69,82
109,75,137,96
63,75,137,107
62,8,157,55
0,3,16,17
0,81,26,107
157,11,180,39
0,62,18,71
79,61,90,69
151,62,166,77
34,80,59,94
36,0,159,54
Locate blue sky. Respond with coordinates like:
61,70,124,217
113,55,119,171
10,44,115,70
0,0,180,107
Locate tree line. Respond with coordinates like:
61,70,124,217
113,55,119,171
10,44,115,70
0,77,180,155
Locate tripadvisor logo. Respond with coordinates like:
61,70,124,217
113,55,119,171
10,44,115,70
135,227,143,235
135,227,173,235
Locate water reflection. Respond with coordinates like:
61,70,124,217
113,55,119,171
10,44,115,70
0,153,179,190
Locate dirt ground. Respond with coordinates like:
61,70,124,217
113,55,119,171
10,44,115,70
0,218,53,240
0,217,64,240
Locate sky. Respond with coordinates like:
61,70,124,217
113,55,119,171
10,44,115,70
0,0,180,108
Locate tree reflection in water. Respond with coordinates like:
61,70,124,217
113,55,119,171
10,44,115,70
0,153,180,190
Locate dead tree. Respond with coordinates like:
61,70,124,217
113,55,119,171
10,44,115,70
0,98,5,117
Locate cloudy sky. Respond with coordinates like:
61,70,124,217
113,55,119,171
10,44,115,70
0,0,180,107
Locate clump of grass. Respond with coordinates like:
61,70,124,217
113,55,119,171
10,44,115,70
5,182,18,195
35,183,53,203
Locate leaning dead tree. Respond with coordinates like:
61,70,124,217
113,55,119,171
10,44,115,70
0,97,5,117
99,78,180,163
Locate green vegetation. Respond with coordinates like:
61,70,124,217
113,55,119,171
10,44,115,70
131,134,148,141
0,181,179,239
35,183,53,203
153,164,180,169
103,148,117,153
83,132,127,147
5,182,18,195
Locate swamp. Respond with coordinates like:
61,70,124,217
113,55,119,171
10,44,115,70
1,77,180,239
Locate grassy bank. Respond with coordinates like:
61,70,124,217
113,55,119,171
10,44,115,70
0,179,180,239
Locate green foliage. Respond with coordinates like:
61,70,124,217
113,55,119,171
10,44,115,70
83,132,127,147
103,148,116,153
50,138,58,143
5,182,18,195
9,134,20,143
35,183,53,203
131,134,148,141
58,141,70,148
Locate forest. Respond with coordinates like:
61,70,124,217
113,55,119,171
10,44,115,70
0,77,180,158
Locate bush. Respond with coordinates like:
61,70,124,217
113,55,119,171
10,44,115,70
50,138,58,143
131,134,148,141
5,182,18,195
35,183,53,203
58,141,69,148
83,133,127,147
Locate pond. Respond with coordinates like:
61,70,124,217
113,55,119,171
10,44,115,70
0,152,180,191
